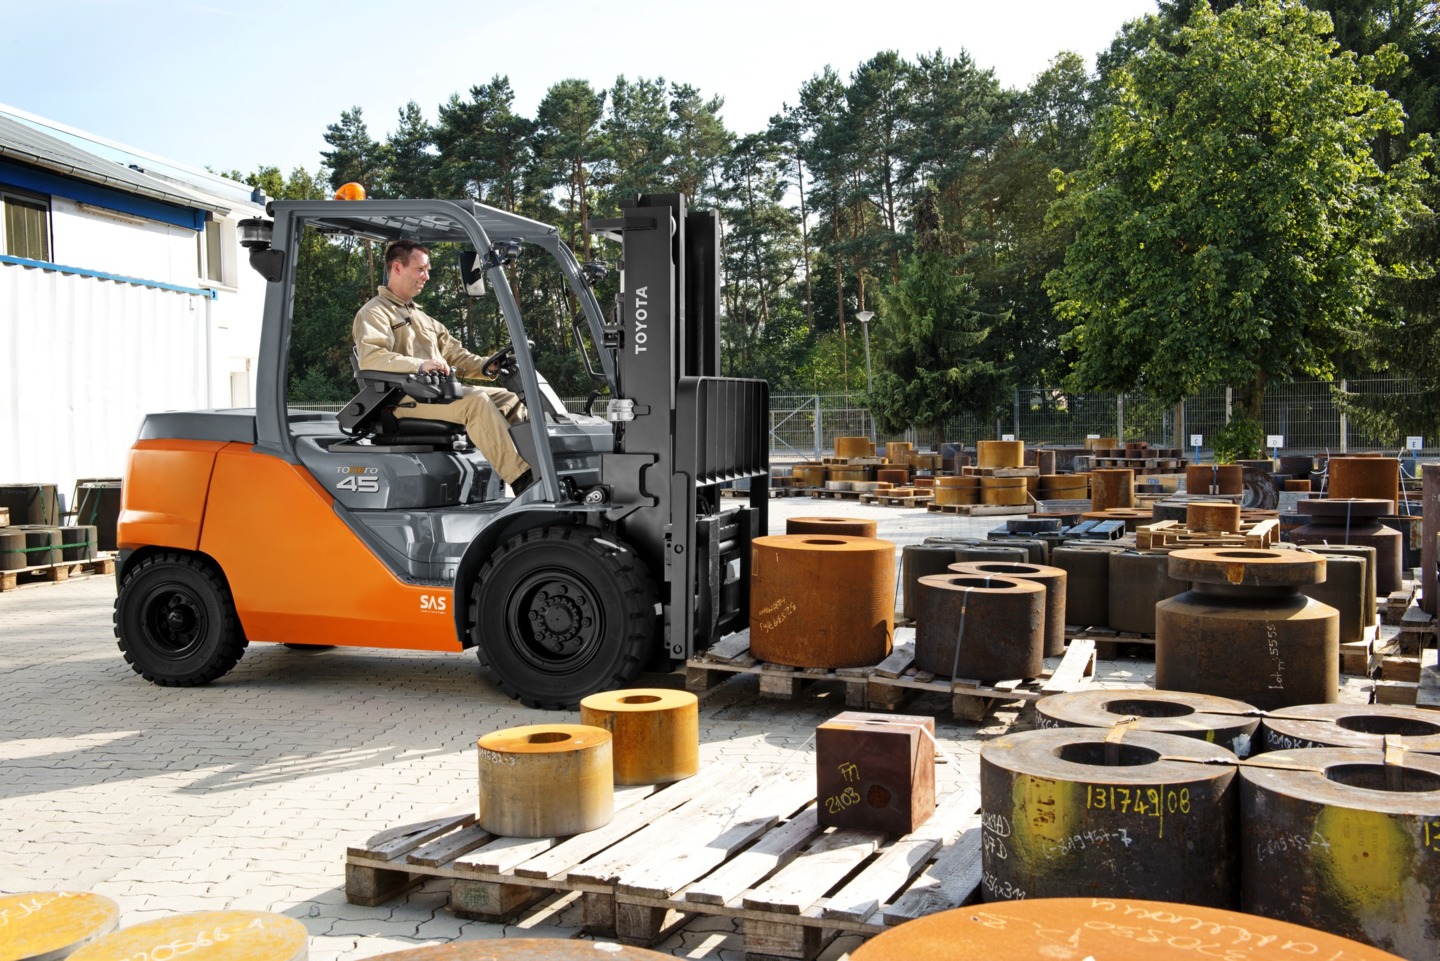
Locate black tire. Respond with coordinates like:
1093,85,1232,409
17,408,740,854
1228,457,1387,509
471,527,657,709
114,552,247,685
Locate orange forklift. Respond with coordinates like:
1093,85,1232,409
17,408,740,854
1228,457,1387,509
113,192,768,707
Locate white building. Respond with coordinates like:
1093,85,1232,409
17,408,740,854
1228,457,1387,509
0,105,267,507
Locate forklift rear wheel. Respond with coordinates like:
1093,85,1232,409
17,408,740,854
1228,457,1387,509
472,527,657,709
114,552,248,686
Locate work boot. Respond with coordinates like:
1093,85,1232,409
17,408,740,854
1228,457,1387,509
510,470,535,496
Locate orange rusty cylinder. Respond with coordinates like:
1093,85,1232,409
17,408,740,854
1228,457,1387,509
825,464,867,485
365,941,676,961
1187,463,1244,494
1187,501,1242,533
1038,473,1087,499
785,515,879,538
580,688,698,785
66,912,307,961
1284,478,1312,491
876,467,909,486
885,441,913,463
913,573,1045,681
949,560,1067,657
1090,468,1135,510
980,475,1028,506
751,535,894,668
848,898,1406,961
816,711,936,834
1329,455,1401,506
0,892,119,961
1240,747,1440,958
912,476,935,490
1258,702,1440,754
791,462,826,488
834,436,873,459
477,724,614,836
934,476,979,506
1156,549,1338,711
977,439,1024,468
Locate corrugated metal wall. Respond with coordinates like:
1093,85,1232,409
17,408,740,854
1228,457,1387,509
0,261,208,506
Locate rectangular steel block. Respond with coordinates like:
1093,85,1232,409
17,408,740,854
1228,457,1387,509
816,711,935,834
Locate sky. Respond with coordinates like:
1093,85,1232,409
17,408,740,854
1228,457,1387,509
4,0,1160,182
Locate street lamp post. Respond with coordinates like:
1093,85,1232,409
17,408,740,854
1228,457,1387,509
856,310,875,444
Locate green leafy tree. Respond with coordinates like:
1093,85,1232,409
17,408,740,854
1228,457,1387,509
534,79,610,259
870,188,1011,446
434,77,537,211
385,101,438,198
320,107,389,195
1047,0,1431,419
603,76,674,210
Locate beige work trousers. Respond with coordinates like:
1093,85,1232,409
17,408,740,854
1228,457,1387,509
392,384,530,483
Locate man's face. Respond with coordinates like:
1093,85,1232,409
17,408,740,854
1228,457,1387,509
389,250,431,301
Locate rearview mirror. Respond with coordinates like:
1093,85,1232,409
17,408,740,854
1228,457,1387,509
458,250,486,297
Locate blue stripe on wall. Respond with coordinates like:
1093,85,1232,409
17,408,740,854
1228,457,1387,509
0,158,206,231
0,254,218,298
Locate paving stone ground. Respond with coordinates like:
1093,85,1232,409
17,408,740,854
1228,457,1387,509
0,498,1205,960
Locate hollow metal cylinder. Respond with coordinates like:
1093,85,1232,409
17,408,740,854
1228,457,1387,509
1038,473,1088,499
977,439,1024,468
1240,747,1440,959
1090,469,1135,511
876,467,909,486
1297,552,1367,644
933,475,980,505
1278,454,1315,476
981,475,1028,506
579,688,698,785
1291,499,1402,593
1259,703,1440,755
0,530,26,571
752,535,894,667
1187,502,1242,533
0,891,119,961
1108,551,1189,635
785,515,878,538
914,574,1044,681
983,535,1047,564
477,724,614,837
1329,456,1401,507
66,912,307,961
847,898,1406,961
979,728,1240,906
1035,449,1056,475
1035,689,1261,758
791,463,825,488
1299,544,1377,631
950,561,1067,657
1156,549,1339,711
1052,544,1124,629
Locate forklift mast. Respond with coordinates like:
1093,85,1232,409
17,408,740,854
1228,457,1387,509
594,194,769,661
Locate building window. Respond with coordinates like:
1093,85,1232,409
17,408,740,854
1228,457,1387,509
1,188,51,261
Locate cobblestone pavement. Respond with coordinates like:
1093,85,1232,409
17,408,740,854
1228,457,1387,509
0,499,1182,960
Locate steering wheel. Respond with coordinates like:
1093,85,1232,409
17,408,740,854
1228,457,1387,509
480,342,518,380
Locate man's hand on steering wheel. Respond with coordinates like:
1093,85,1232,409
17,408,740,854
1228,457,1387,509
480,343,517,380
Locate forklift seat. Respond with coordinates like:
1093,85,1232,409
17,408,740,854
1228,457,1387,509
336,348,472,451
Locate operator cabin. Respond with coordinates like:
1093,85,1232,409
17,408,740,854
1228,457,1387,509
0,104,266,510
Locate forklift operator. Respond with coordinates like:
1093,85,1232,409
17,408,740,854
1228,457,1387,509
352,240,534,494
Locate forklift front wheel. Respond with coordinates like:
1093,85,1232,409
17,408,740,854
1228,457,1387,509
114,552,248,686
471,527,657,709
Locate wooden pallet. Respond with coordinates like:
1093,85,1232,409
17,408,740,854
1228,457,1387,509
1065,625,1154,660
924,502,1031,516
1093,457,1183,470
809,489,865,501
1133,518,1279,550
821,456,885,466
0,555,115,592
686,628,1097,722
344,766,984,960
859,493,934,508
959,466,1038,478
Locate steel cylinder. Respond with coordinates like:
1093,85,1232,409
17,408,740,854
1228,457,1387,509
1038,473,1088,499
1297,551,1368,644
579,689,698,785
1035,449,1056,475
791,463,825,488
57,525,97,562
785,515,878,538
847,898,1406,961
16,527,61,567
1156,549,1339,711
933,475,980,505
886,441,913,463
826,464,867,486
876,467,909,486
1240,747,1440,959
0,891,119,961
980,475,1028,506
1278,454,1315,476
1187,464,1244,495
0,529,25,571
1090,469,1135,511
1108,550,1189,635
1187,502,1242,533
1285,478,1312,491
1291,498,1402,593
979,728,1240,906
977,439,1024,468
752,535,894,667
1259,703,1440,755
66,912,306,961
1035,689,1261,758
950,561,1067,657
834,436,872,459
1300,544,1378,631
477,724,613,837
1052,544,1124,629
913,574,1044,681
983,536,1047,564
1329,456,1401,507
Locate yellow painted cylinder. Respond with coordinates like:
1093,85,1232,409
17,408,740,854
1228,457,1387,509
0,892,119,961
580,688,699,785
977,440,1024,468
835,436,872,459
477,724,614,837
934,476,980,505
980,475,1029,506
66,912,306,961
791,463,826,488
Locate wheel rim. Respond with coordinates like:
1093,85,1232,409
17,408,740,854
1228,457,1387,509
139,584,210,660
504,567,606,672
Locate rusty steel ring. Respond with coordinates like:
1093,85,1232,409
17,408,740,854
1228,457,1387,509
1035,689,1262,758
1165,547,1324,588
1186,502,1242,533
949,560,1067,657
977,439,1024,468
980,728,1241,907
1051,544,1125,630
1296,496,1394,519
785,515,879,538
1239,747,1440,957
1328,456,1401,506
1090,469,1135,511
1259,703,1440,754
914,574,1045,681
751,535,894,668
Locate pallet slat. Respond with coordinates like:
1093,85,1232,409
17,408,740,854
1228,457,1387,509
743,829,883,914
